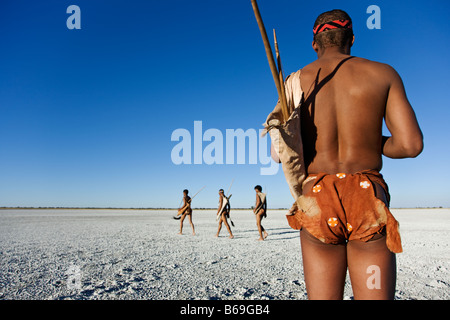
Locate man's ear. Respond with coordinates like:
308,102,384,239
312,40,320,53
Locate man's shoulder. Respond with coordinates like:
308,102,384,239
301,56,396,73
352,57,401,86
351,57,396,71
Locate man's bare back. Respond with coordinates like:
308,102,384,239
300,49,423,175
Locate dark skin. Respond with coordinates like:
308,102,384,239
301,37,423,175
216,191,234,239
253,189,268,241
177,191,195,236
291,36,423,300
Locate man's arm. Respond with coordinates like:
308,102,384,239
383,67,423,159
254,194,261,213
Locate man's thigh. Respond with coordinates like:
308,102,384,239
347,235,396,300
300,229,348,300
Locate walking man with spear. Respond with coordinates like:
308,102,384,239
216,180,235,239
175,186,205,236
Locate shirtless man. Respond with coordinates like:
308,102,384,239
177,189,195,235
253,185,268,241
216,189,234,239
283,10,423,300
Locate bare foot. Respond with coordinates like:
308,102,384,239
263,231,268,239
178,232,182,235
229,235,234,239
215,234,219,238
257,237,264,241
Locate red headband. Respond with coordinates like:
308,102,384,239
313,19,352,35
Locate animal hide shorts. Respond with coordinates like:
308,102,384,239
286,170,402,253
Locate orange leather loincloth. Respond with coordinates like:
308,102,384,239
287,170,403,253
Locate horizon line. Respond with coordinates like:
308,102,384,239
0,206,448,210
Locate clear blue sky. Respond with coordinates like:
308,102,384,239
1,0,449,208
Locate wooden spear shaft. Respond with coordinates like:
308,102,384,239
251,0,289,122
273,29,289,119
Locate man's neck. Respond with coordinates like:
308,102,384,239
317,46,351,59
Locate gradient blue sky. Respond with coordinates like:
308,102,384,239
1,0,449,208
